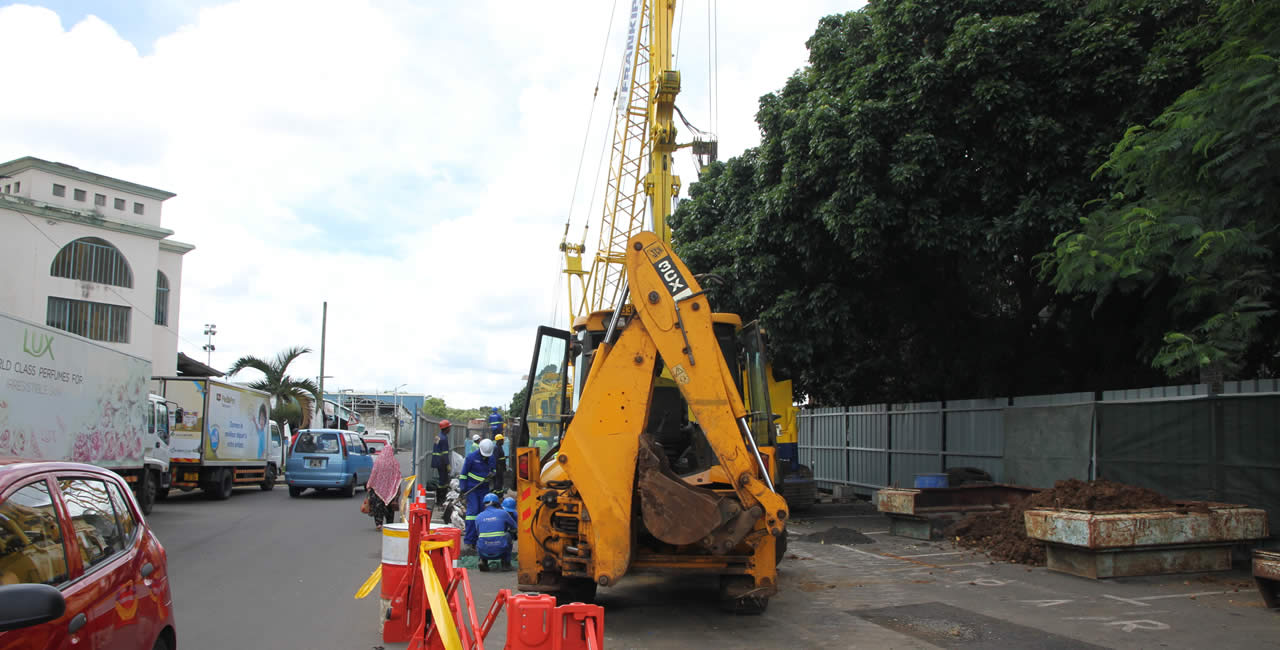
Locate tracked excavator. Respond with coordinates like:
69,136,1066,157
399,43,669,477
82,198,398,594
513,232,788,613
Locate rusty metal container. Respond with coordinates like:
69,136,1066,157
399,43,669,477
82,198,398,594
1023,504,1269,579
1254,549,1280,608
874,484,1040,540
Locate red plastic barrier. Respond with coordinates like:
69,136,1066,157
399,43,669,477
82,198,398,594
478,590,605,650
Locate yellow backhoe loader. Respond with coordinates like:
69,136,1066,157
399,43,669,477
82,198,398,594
513,232,788,613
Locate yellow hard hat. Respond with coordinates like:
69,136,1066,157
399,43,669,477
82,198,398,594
495,434,505,441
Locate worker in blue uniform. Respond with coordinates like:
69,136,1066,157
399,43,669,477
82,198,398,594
502,497,518,541
431,419,452,506
487,407,503,436
475,493,517,571
460,438,496,550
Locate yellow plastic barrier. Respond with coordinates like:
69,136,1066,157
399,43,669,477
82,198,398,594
419,540,461,650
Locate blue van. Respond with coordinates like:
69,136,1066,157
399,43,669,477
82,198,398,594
285,429,374,497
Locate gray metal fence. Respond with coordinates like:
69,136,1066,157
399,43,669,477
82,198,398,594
799,381,1279,498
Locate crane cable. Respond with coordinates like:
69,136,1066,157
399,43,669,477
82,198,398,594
551,0,625,325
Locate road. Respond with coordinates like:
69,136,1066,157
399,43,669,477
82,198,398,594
146,455,1280,649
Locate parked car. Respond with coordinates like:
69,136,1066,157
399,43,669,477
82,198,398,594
285,429,374,498
0,459,176,649
361,432,392,454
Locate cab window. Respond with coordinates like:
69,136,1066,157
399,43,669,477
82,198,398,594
154,402,170,443
59,479,127,573
0,480,68,586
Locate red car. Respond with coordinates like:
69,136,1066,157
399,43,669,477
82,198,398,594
0,460,176,649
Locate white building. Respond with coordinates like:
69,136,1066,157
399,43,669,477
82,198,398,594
0,156,193,375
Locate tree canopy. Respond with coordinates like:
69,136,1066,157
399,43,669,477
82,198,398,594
1042,0,1280,379
671,0,1230,404
227,346,321,430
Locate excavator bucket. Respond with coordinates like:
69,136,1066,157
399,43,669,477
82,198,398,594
636,435,762,554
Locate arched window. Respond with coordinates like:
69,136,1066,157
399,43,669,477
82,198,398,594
50,237,133,288
155,271,169,326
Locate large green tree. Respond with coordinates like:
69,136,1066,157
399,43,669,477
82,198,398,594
1043,0,1280,379
227,346,321,432
671,0,1216,403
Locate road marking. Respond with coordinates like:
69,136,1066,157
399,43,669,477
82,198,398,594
1064,616,1116,621
1136,590,1234,601
897,551,964,558
1020,599,1073,607
971,578,1010,587
1104,594,1150,607
1107,620,1170,633
864,530,890,534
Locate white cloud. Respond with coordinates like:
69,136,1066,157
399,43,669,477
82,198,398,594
0,0,862,407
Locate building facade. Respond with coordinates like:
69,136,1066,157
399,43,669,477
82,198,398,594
0,156,193,375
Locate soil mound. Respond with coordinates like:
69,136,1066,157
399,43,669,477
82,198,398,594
796,527,874,545
945,479,1178,565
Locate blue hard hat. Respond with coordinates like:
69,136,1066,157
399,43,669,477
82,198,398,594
502,497,516,510
483,493,500,506
491,407,499,413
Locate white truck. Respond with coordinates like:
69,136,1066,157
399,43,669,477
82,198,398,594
0,312,171,513
152,377,277,499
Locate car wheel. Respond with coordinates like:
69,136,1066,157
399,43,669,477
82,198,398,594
137,469,157,515
340,474,356,498
261,464,277,491
288,485,303,498
210,469,234,500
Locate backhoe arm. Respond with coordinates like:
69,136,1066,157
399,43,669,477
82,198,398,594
624,232,789,537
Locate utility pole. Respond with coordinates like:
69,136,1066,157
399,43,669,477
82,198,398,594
317,302,327,427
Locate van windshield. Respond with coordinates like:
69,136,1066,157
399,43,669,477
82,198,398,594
294,432,342,454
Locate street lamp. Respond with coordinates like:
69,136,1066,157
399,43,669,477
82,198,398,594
389,383,407,449
202,324,217,367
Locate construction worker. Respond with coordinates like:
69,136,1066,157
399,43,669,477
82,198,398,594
501,496,518,541
475,493,516,572
493,433,507,491
431,420,452,505
460,438,496,551
487,407,503,436
469,433,481,455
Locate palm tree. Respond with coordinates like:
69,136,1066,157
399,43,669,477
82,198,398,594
226,346,321,432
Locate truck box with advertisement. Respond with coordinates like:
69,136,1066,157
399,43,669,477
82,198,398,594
153,376,277,499
0,312,171,513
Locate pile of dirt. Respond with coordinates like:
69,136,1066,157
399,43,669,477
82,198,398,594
796,526,875,545
945,479,1180,565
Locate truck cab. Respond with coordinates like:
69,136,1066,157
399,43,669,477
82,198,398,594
139,394,171,513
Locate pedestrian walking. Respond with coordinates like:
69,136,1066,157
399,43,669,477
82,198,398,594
365,444,402,529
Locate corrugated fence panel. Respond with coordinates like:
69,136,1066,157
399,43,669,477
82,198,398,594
945,398,1005,481
1014,392,1094,407
849,403,889,493
1223,379,1280,394
1102,384,1207,401
799,407,848,487
889,401,941,488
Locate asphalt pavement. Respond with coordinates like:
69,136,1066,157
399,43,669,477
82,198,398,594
145,455,1280,649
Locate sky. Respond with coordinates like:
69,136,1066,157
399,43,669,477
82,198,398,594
0,0,864,409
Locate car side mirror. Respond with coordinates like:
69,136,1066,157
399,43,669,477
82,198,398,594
0,584,66,632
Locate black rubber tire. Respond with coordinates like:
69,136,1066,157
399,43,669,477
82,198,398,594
340,474,356,498
136,470,156,515
288,485,303,498
155,486,170,501
260,464,277,491
210,470,233,500
558,577,597,604
152,631,172,650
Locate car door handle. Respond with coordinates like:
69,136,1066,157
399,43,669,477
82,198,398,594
68,613,87,634
141,562,155,578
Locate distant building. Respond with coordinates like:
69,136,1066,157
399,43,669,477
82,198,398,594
0,156,193,375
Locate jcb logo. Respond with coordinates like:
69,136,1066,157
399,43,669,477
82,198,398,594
650,255,693,300
645,243,666,261
23,330,54,360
